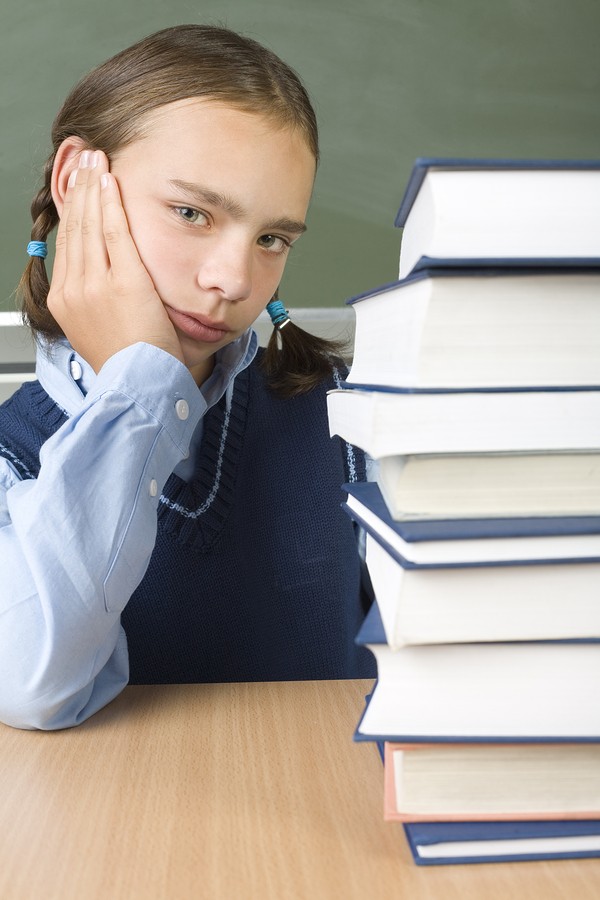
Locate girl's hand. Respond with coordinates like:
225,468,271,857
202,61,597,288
47,149,185,373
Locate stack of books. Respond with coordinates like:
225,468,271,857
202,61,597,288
327,158,600,866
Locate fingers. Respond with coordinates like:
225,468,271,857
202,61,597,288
52,146,153,300
52,150,108,292
80,152,111,278
65,149,150,283
66,150,109,282
99,169,144,274
46,145,184,372
63,152,87,279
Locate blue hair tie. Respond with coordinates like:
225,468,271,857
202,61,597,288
266,299,291,330
27,241,48,259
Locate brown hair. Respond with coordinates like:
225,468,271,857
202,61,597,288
18,24,346,396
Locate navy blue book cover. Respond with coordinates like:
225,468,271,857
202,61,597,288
343,498,600,570
411,255,600,274
355,594,386,646
404,819,600,865
394,157,600,227
343,480,600,543
346,257,600,305
338,380,600,395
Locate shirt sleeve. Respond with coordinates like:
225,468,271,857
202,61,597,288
0,343,205,730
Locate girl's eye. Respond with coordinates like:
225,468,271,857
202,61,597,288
175,206,208,225
258,234,290,255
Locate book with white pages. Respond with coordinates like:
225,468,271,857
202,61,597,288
344,485,600,647
354,601,600,741
326,383,600,458
374,451,600,521
346,262,600,389
395,158,600,278
343,481,600,564
383,740,600,822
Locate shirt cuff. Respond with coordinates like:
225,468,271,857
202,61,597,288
84,343,206,454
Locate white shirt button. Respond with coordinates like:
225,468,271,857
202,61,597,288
70,360,83,381
175,399,189,420
149,479,158,497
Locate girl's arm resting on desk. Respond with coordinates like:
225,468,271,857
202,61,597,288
0,343,204,730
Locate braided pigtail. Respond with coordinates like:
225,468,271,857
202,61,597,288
17,153,63,340
260,290,349,398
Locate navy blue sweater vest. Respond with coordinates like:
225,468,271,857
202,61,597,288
0,355,376,683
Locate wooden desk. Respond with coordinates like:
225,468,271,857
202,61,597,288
1,679,599,899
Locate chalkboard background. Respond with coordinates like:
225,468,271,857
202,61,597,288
1,0,599,313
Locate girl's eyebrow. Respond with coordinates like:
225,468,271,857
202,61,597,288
168,178,308,236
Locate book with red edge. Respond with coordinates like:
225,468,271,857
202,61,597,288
383,740,600,823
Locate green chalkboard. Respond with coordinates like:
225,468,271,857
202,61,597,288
1,0,599,314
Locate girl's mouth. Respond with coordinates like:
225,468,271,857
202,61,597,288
165,306,231,343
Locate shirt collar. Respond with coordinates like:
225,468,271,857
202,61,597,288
199,327,257,411
35,329,259,417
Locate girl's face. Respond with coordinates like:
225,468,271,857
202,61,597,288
110,99,316,383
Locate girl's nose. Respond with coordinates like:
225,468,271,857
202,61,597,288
196,235,253,302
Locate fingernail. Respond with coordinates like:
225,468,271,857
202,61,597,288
101,173,110,190
68,169,78,188
79,150,91,169
90,150,100,169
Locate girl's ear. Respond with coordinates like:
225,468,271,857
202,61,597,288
51,137,88,217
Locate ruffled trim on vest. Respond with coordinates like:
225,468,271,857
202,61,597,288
157,362,250,553
28,380,69,429
0,381,67,478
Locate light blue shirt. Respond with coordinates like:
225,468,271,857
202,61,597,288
0,332,256,730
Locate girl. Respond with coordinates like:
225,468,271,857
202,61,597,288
0,24,374,730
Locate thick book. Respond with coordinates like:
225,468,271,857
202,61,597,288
344,480,600,561
326,383,600,457
361,534,600,647
346,264,600,389
394,158,600,278
403,819,600,865
354,602,600,741
374,451,600,520
383,741,600,822
343,483,600,646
